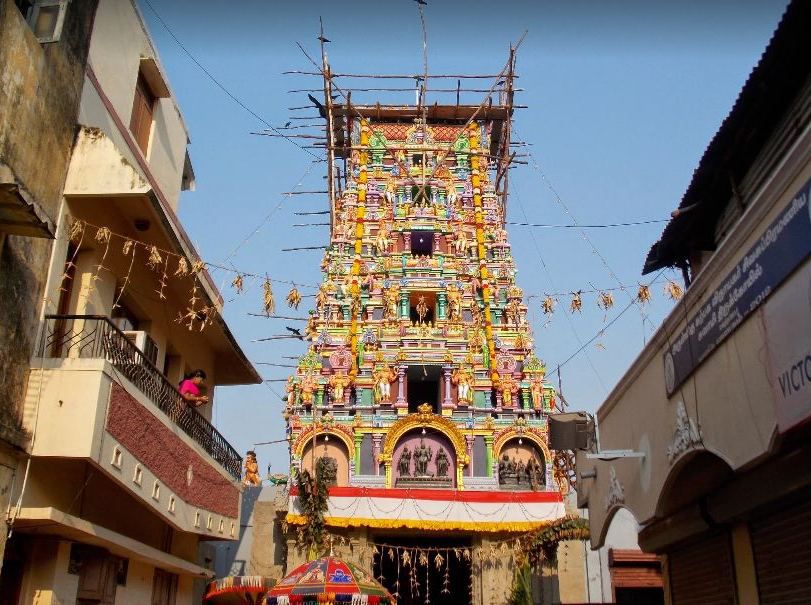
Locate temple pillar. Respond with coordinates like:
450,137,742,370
484,435,494,478
437,291,447,320
353,432,363,472
399,290,409,318
403,231,411,253
520,386,530,410
372,434,383,476
433,232,441,254
465,435,475,476
441,364,454,415
395,365,407,414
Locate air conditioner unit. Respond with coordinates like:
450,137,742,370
122,330,158,367
548,412,595,451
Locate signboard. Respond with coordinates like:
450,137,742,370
664,176,811,396
763,259,811,432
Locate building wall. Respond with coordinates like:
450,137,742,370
79,0,191,209
0,0,97,444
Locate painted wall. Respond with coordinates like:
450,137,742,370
301,439,350,486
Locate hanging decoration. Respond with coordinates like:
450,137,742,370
665,280,684,301
637,284,651,304
597,291,614,311
542,295,555,315
569,291,582,313
263,277,276,316
231,273,244,294
287,286,302,309
174,256,190,276
147,245,163,270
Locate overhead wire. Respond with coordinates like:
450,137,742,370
140,0,322,161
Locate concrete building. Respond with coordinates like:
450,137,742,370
577,1,811,603
0,0,260,603
0,0,99,571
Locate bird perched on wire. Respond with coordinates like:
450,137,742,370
284,121,291,128
317,35,331,43
285,326,303,340
414,0,428,5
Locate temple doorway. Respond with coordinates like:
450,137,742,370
407,364,440,413
372,534,473,605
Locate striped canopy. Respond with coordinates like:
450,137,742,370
265,556,393,605
205,576,277,604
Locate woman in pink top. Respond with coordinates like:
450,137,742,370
179,369,208,408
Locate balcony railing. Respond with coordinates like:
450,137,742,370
40,315,242,480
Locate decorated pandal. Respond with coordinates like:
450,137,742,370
282,108,568,535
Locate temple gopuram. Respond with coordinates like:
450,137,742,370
281,49,570,605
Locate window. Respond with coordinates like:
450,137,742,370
130,73,156,154
167,496,176,514
151,569,178,605
151,481,160,501
20,0,68,43
411,231,434,256
194,511,201,528
133,464,143,486
111,447,123,469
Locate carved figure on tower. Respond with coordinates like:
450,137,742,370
299,372,318,407
383,285,399,322
415,295,429,325
328,372,351,404
452,366,474,405
373,364,397,403
447,283,462,323
496,374,519,408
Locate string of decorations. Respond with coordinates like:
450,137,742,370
64,218,684,336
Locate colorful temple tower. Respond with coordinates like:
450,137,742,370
282,56,568,604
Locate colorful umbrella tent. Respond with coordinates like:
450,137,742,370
265,556,394,605
204,576,277,604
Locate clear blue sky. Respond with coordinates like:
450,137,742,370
140,0,788,475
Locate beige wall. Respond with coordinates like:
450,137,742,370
579,105,811,548
18,540,78,605
81,0,191,209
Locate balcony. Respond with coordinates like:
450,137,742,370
39,315,242,480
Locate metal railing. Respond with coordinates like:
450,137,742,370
40,315,242,480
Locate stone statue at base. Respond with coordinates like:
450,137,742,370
435,448,450,478
397,446,412,477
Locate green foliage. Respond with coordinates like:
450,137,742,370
524,515,590,568
507,562,532,605
294,467,330,555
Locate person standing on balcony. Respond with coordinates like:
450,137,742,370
179,370,209,408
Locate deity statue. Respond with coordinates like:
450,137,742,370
243,450,261,486
373,364,397,403
328,371,351,404
415,295,429,325
447,284,462,323
285,376,298,407
435,448,450,478
453,229,469,256
498,453,515,484
516,458,525,484
300,372,318,407
504,299,522,328
496,375,519,408
414,440,433,477
374,221,391,254
383,285,399,322
529,377,545,411
397,446,412,477
526,457,545,490
451,367,474,405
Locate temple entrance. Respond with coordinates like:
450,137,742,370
407,365,440,413
372,534,473,605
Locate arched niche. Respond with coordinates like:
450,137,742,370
300,434,351,487
391,428,457,488
495,437,548,490
655,449,734,518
